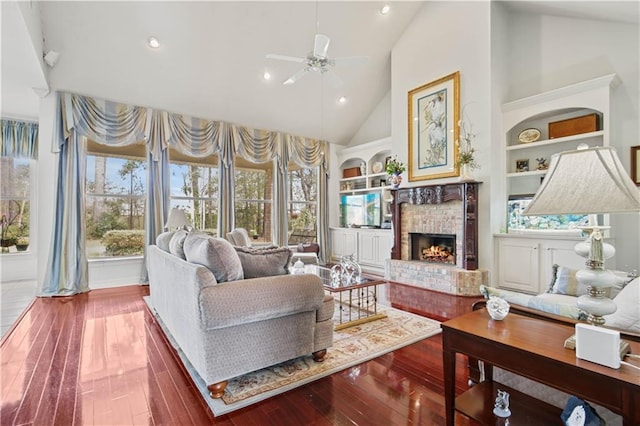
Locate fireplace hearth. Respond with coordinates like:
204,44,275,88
410,233,456,265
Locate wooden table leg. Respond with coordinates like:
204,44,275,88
442,331,456,426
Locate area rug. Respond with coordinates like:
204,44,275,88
143,297,441,416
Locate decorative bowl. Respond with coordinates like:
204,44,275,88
486,296,510,320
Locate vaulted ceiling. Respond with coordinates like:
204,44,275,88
2,1,638,145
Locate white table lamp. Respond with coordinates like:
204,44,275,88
165,208,190,231
523,145,640,325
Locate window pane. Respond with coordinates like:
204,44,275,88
288,167,317,241
169,162,219,233
85,153,146,258
235,167,272,242
0,157,31,253
87,156,146,195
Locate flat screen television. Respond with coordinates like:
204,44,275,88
340,193,381,227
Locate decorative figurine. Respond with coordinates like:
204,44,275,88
486,296,510,320
536,157,548,170
493,389,511,418
330,255,362,285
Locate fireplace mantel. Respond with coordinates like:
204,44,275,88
390,182,480,270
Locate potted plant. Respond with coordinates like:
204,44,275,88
16,236,29,252
456,115,480,181
0,214,17,250
385,156,406,189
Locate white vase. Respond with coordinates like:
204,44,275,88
459,164,474,181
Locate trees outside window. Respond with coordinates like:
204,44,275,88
169,156,219,234
235,164,272,242
86,153,146,257
0,157,31,253
288,166,317,239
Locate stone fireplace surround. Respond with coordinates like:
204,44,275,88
385,182,487,296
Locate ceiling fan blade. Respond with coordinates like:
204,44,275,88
324,68,343,87
283,68,309,85
332,56,369,67
313,33,330,59
266,54,307,63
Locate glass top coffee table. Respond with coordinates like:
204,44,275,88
303,264,387,330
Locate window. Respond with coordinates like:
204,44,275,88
234,160,272,242
85,142,146,258
288,165,317,243
169,150,219,234
0,157,31,253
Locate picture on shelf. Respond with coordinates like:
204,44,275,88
516,159,529,172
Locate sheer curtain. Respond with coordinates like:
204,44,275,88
44,91,330,295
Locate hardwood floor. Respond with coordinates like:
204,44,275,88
1,283,483,425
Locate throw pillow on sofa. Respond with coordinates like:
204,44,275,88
548,265,588,296
549,264,634,298
604,277,640,333
183,232,244,282
234,246,292,279
156,231,175,252
169,229,189,259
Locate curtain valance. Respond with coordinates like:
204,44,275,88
56,94,147,151
58,91,328,164
1,119,39,159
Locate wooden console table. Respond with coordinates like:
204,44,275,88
442,309,640,425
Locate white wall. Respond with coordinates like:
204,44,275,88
390,1,493,270
504,10,640,271
347,91,391,147
490,1,510,238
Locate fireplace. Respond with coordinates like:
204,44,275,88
386,182,487,296
410,233,456,265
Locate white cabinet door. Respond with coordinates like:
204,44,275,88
358,232,377,265
497,238,540,293
358,231,393,267
377,233,394,264
331,229,358,260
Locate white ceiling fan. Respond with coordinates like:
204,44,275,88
266,33,368,86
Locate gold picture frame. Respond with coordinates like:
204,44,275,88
408,71,460,181
632,145,640,185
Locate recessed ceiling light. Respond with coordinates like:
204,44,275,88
380,4,391,15
147,36,160,49
338,96,347,104
263,71,271,80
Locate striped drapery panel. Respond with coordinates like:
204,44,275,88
1,119,38,159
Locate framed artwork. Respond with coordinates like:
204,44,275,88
408,71,460,181
632,145,640,185
516,159,529,172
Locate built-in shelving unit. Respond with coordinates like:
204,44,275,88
495,74,620,292
336,137,394,226
332,137,395,274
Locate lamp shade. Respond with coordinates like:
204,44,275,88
165,208,190,230
523,146,640,216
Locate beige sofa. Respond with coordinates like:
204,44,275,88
147,231,334,399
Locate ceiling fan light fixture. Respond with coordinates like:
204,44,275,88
147,36,160,49
263,71,271,80
380,4,391,15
